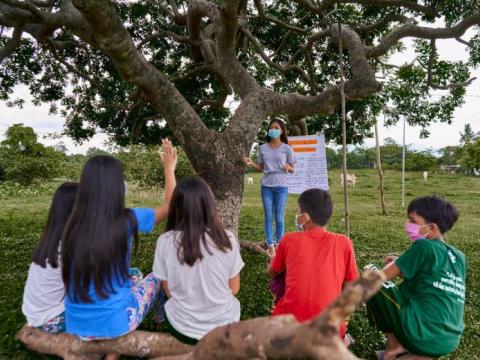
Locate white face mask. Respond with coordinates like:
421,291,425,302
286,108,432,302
295,213,308,231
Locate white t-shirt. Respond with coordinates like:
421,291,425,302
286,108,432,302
22,260,65,326
153,229,244,340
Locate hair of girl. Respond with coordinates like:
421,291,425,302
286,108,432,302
62,155,138,303
265,118,289,144
165,176,232,266
31,182,78,268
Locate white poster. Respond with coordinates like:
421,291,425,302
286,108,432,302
288,134,329,194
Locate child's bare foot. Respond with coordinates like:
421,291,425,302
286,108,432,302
376,348,409,360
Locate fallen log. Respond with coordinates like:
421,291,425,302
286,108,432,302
16,328,193,360
17,270,385,359
239,239,268,255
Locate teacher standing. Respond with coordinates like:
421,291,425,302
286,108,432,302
243,119,296,257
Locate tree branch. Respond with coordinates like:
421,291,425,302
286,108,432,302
292,0,439,17
455,37,473,47
356,13,413,35
191,270,385,359
214,0,262,98
138,29,199,50
45,37,97,85
66,0,212,155
194,66,232,111
240,26,312,84
422,39,477,90
17,328,193,359
253,0,316,34
187,0,219,62
269,25,381,118
0,25,22,64
368,13,480,58
144,0,187,26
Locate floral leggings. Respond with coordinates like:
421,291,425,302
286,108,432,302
37,268,165,337
36,312,66,334
126,270,164,331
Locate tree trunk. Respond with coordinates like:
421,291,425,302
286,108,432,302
205,168,244,234
185,134,248,234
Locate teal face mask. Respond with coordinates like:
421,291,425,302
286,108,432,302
268,129,281,139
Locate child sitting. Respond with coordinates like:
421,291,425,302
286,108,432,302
152,176,244,344
61,139,176,349
366,196,466,359
22,182,77,333
268,188,359,341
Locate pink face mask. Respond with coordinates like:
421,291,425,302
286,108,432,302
405,222,426,242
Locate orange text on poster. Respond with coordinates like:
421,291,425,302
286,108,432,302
293,147,316,153
289,139,318,145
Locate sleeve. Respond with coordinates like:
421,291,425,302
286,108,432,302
132,208,156,234
152,234,168,280
343,236,359,282
228,232,245,278
258,146,264,165
287,145,296,164
270,236,287,273
395,240,430,280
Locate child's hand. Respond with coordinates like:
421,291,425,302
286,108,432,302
159,139,177,171
383,255,398,265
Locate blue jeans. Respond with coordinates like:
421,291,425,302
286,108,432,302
261,185,289,246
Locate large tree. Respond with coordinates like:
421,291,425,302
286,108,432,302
1,0,479,230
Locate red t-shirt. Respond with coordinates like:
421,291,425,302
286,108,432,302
270,227,359,337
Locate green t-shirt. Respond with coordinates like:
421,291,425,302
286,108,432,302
396,239,467,356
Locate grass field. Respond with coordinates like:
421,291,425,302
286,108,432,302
1,169,479,359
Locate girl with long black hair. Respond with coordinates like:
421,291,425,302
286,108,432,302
243,119,296,257
152,176,244,344
61,139,177,343
22,182,78,334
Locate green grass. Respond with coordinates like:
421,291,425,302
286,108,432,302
1,170,479,359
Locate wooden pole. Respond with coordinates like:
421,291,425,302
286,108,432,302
374,119,387,215
338,20,350,237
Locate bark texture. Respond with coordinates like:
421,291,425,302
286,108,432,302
16,328,193,359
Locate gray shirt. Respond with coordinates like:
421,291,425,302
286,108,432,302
258,143,296,187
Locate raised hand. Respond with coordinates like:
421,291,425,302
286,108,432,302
159,138,177,171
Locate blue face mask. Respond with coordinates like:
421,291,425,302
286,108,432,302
268,129,281,139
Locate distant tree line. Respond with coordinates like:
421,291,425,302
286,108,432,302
326,124,480,174
1,123,478,186
0,123,195,186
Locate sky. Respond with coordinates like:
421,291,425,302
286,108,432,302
0,27,479,154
